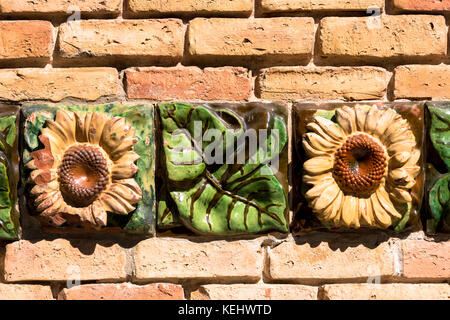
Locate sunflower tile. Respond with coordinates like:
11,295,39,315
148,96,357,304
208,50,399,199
0,104,20,240
425,102,450,234
157,102,289,236
292,102,424,233
21,104,155,235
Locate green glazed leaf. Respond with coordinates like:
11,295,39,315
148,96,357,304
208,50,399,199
429,174,450,224
429,106,450,170
0,162,15,239
159,103,288,235
0,116,16,147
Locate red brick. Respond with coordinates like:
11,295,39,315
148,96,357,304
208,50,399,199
58,19,184,66
0,21,53,66
135,238,263,282
191,284,318,300
127,0,252,17
0,0,121,17
402,240,450,281
393,0,450,11
0,284,53,300
188,18,314,66
268,240,395,283
319,15,447,63
257,66,387,100
261,0,384,12
125,66,251,101
4,239,127,282
394,65,450,99
59,283,184,300
321,283,450,300
0,68,119,102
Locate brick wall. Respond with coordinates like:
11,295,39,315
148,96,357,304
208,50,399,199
0,0,449,300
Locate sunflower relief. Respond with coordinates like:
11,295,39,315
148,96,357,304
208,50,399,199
300,104,422,230
22,105,156,235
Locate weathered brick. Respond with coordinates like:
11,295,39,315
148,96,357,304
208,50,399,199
394,65,450,99
135,238,263,282
0,68,119,102
4,239,127,282
127,0,252,17
261,0,384,12
267,240,395,283
257,66,387,100
0,21,53,66
59,283,184,300
188,18,315,66
0,0,121,17
393,0,450,11
191,284,318,300
319,15,447,63
402,240,450,281
0,284,53,300
321,283,450,300
125,66,251,101
58,19,184,66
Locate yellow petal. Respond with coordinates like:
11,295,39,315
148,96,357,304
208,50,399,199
306,122,342,145
336,106,356,134
100,117,136,157
320,190,343,222
371,193,392,228
374,108,397,138
303,139,329,157
364,106,381,134
376,186,402,219
107,182,142,204
99,192,136,215
313,116,346,142
86,112,109,145
388,140,416,156
311,181,341,212
303,173,333,185
390,151,411,168
383,119,408,144
47,110,76,146
30,180,59,196
304,132,338,152
112,162,139,180
90,200,108,227
305,178,334,201
355,105,369,131
390,187,412,203
35,191,63,212
341,195,360,228
115,151,140,165
303,156,333,175
359,196,374,226
113,178,143,197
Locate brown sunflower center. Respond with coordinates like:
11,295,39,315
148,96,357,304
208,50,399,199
59,145,109,207
333,134,387,196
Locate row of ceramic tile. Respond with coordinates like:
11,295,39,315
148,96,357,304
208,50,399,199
0,102,447,240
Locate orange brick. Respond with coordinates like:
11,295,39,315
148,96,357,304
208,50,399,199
0,0,121,17
0,21,53,66
394,65,450,99
0,284,53,300
0,68,119,102
58,19,184,66
319,15,447,63
257,66,387,100
59,283,184,300
267,240,395,283
135,238,263,282
127,0,252,17
4,239,127,282
188,18,314,66
402,240,450,281
261,0,384,12
191,284,318,300
393,0,450,11
125,66,251,101
321,283,450,300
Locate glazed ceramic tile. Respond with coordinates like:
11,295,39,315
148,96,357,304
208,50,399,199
21,104,155,235
157,102,289,235
0,105,19,240
292,102,424,232
425,102,449,233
